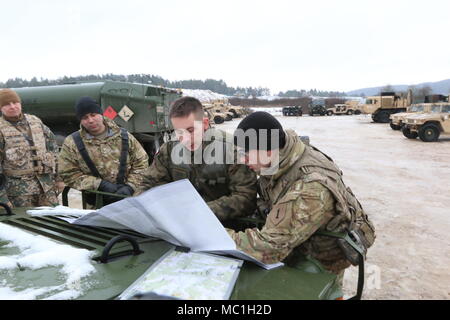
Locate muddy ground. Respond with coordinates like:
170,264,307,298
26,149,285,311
64,111,449,299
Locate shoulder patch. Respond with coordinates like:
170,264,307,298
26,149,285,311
269,204,288,226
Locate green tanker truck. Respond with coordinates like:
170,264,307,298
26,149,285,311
12,81,182,159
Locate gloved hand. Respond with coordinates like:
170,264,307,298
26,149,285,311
98,180,120,193
116,184,134,196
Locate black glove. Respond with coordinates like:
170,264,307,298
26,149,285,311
98,180,120,193
115,184,134,196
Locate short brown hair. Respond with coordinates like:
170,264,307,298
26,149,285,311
169,96,204,119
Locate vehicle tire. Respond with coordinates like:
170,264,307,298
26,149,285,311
346,110,354,115
214,116,224,124
354,110,361,115
375,110,391,123
327,110,333,116
402,126,418,139
418,124,440,142
389,121,401,130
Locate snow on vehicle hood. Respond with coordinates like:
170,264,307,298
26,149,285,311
0,222,96,300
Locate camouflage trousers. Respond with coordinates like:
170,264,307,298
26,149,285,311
9,190,59,208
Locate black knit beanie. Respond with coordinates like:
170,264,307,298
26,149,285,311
75,97,102,120
234,111,286,151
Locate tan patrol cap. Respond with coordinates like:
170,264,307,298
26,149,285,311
0,89,21,107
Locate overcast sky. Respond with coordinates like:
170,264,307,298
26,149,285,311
1,0,449,93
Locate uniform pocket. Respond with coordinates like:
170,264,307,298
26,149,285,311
5,147,27,167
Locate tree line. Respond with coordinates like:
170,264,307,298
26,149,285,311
0,73,345,98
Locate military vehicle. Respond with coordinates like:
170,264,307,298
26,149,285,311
282,106,303,116
326,104,358,116
390,104,432,130
12,81,182,159
402,102,450,142
360,90,412,123
308,99,327,116
0,187,366,300
203,104,227,124
345,100,362,115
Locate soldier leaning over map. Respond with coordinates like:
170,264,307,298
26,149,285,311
138,96,257,222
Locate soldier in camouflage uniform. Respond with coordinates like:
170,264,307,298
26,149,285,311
58,97,148,206
230,112,375,282
139,96,257,222
0,89,60,208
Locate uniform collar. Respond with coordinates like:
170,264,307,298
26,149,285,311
268,129,305,182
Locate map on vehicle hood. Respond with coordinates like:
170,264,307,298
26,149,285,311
118,248,243,300
72,179,283,270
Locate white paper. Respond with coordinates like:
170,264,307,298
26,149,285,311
72,179,283,269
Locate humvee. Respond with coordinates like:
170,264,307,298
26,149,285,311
389,104,431,130
203,105,226,124
326,104,357,116
282,106,303,116
0,186,367,300
390,95,449,130
402,103,450,142
309,105,327,116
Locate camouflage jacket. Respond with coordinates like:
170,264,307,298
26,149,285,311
58,118,149,192
0,114,60,201
138,127,257,221
228,130,375,274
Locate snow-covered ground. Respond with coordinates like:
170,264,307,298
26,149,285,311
219,111,450,300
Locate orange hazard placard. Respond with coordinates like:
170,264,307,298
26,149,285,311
104,106,118,120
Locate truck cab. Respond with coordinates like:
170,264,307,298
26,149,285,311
360,91,412,123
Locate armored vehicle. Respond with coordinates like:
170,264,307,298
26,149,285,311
309,105,327,116
345,100,362,115
0,195,366,300
203,104,226,124
282,106,303,116
360,90,412,123
12,81,182,159
308,99,326,116
326,104,357,116
402,103,450,142
389,104,432,130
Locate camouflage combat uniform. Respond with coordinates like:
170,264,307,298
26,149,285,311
58,118,149,193
0,114,59,208
139,127,257,221
228,130,375,275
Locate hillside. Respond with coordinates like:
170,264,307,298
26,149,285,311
347,79,450,96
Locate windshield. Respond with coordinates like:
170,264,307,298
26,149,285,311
442,105,450,113
431,105,441,113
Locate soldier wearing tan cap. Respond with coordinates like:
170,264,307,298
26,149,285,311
0,88,60,208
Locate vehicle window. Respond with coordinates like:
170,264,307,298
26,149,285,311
416,105,424,112
441,105,450,113
431,105,441,113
